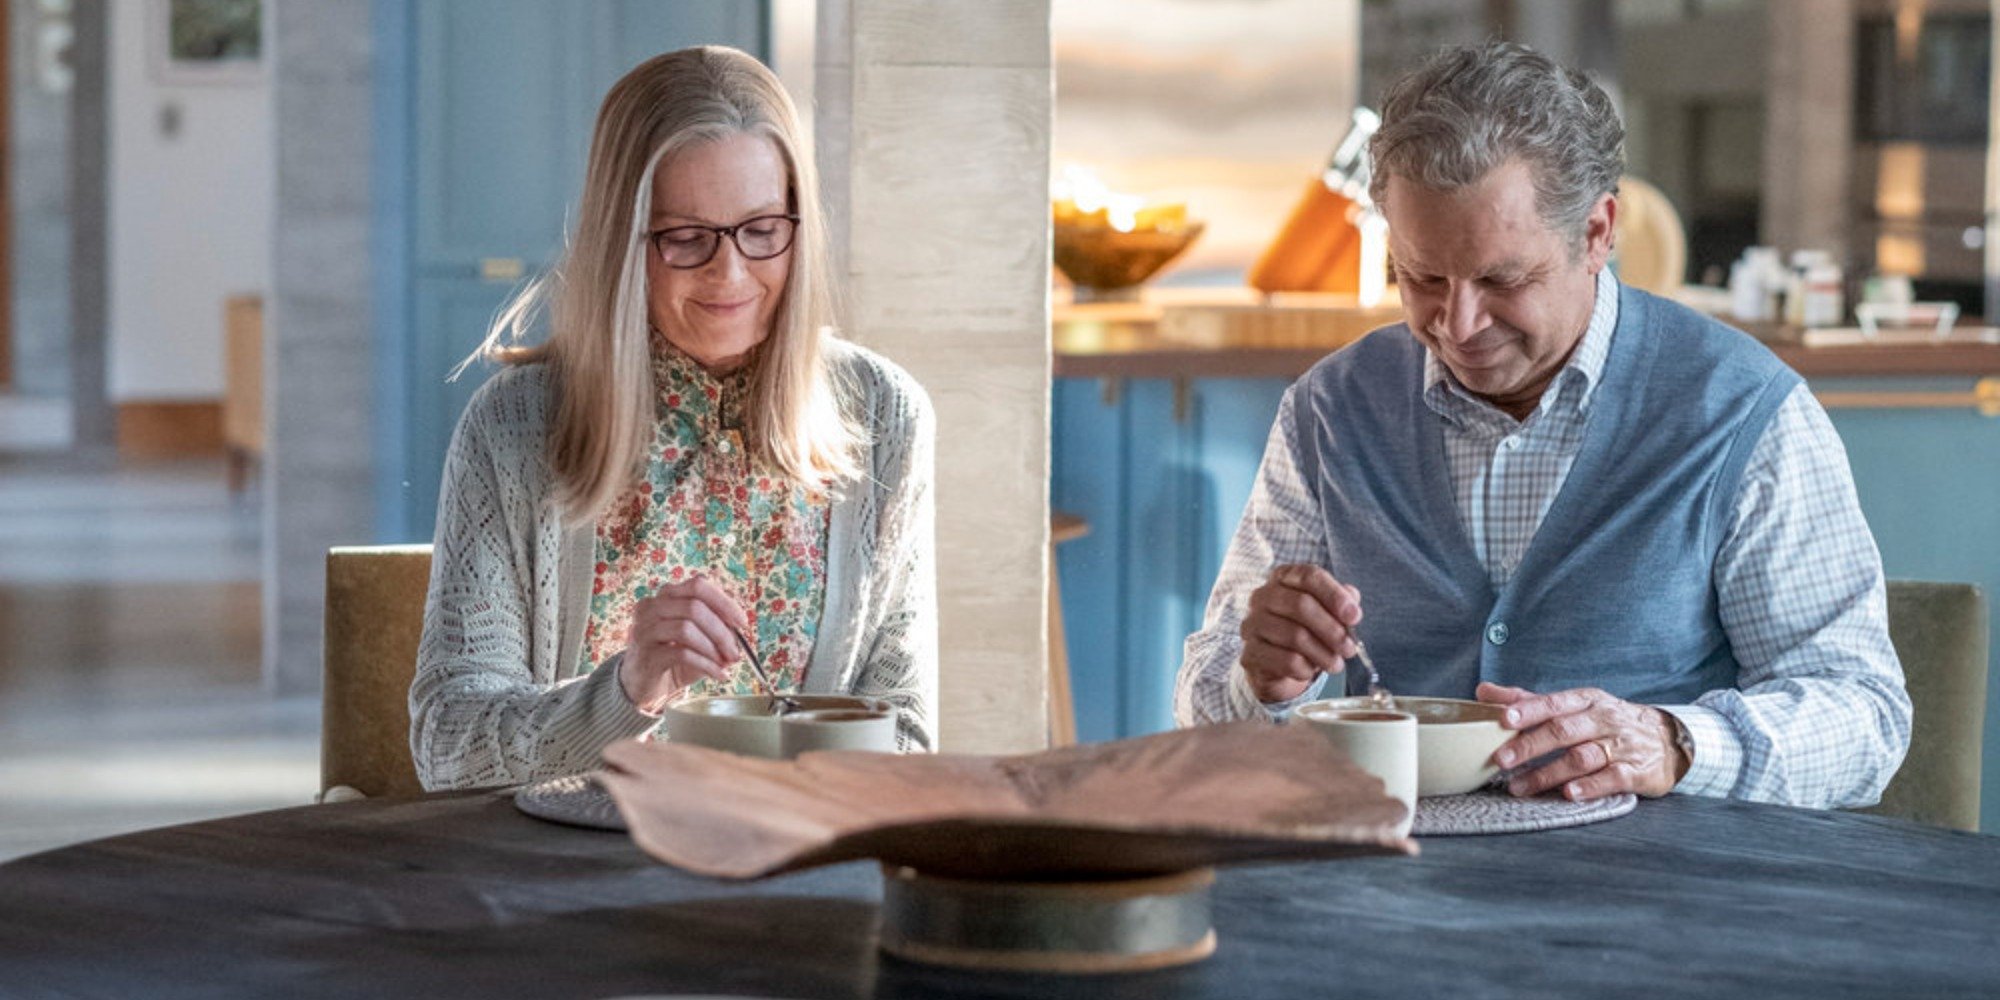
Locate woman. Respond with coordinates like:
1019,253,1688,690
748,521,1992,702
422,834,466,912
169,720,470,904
410,46,937,790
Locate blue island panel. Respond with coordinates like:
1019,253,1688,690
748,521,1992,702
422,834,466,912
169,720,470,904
1820,377,2000,832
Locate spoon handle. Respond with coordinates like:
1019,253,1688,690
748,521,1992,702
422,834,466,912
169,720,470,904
1350,638,1394,709
733,627,798,712
733,627,775,692
1351,640,1380,687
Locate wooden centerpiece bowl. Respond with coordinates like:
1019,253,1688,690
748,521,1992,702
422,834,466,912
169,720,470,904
1053,218,1205,300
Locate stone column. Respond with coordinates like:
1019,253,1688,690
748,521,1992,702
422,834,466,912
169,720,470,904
66,0,110,449
1762,0,1854,256
816,0,1052,754
264,0,373,694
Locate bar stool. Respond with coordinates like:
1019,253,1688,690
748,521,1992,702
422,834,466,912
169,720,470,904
1049,511,1090,747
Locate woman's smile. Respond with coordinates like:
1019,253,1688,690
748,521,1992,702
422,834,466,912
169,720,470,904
694,294,759,316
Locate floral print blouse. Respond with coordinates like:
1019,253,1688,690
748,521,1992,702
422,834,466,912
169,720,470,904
580,345,832,699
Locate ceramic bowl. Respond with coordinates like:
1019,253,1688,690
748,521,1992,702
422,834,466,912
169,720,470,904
1303,696,1510,796
777,708,899,759
661,695,894,759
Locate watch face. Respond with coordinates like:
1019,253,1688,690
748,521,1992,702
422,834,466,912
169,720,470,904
1670,715,1696,765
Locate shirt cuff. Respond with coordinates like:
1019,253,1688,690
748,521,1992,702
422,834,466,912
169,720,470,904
1661,704,1741,797
1230,665,1331,721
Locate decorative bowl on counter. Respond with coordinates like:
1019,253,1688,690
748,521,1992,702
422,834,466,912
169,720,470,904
1053,218,1205,301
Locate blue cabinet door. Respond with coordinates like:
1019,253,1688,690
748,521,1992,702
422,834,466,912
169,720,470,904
1116,379,1200,737
412,1,584,271
1051,376,1289,742
1052,379,1128,742
375,0,768,541
1190,379,1289,604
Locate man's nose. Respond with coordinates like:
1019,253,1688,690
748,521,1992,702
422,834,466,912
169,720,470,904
1436,282,1489,343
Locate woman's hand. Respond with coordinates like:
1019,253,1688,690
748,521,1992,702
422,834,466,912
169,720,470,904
617,577,748,714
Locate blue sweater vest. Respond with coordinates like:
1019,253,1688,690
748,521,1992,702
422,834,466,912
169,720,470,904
1291,285,1801,703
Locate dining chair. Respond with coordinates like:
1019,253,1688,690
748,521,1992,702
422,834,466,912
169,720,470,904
320,544,433,801
1610,176,1686,296
1863,580,1988,832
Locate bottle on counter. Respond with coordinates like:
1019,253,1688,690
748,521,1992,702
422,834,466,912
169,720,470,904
1801,260,1845,328
1729,257,1762,322
1728,246,1785,323
1782,251,1812,326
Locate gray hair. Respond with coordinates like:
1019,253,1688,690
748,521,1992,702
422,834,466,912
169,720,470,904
1367,41,1624,246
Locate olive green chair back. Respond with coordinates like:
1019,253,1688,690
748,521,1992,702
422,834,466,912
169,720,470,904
320,545,433,799
1864,581,1988,832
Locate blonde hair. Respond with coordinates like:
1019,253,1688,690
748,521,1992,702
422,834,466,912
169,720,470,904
467,46,861,519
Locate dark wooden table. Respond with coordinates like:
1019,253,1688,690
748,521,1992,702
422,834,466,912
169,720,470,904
2,790,1996,998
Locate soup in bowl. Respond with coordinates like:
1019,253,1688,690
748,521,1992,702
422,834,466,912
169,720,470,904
1302,696,1510,796
661,695,895,758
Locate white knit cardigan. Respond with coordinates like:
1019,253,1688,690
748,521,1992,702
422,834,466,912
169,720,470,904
409,340,938,790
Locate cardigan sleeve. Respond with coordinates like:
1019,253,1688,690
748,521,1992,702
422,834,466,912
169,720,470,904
848,359,940,752
407,373,657,790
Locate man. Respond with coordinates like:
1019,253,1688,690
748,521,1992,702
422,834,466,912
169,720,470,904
1175,42,1910,809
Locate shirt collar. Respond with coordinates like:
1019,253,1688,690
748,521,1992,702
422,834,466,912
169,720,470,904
1422,267,1621,424
652,337,753,433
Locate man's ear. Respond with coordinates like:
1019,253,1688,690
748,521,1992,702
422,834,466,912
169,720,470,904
1583,191,1618,273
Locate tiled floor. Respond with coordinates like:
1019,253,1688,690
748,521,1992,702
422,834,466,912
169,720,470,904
0,453,318,862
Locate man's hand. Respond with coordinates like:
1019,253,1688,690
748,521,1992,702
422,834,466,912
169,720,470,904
1238,564,1362,704
1478,682,1690,801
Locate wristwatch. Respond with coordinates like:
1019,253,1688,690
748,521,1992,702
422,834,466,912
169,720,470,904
1664,710,1696,782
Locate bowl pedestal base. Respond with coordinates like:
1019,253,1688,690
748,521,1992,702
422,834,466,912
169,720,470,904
877,865,1217,974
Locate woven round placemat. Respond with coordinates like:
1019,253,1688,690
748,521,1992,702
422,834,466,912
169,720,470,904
517,773,1633,839
514,774,626,831
1412,788,1636,836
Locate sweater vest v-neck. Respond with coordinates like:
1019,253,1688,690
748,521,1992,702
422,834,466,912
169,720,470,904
1291,285,1800,703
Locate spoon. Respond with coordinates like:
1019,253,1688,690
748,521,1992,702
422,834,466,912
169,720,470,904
733,627,801,715
1350,638,1394,711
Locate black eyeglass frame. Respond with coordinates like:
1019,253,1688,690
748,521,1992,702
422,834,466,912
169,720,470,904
648,213,802,270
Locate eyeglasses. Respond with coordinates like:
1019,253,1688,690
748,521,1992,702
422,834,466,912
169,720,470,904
649,214,800,269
